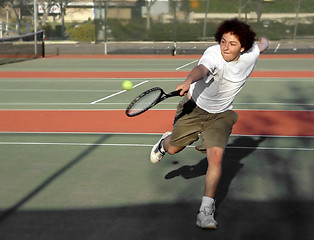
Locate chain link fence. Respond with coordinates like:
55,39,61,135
92,0,314,42
1,0,313,54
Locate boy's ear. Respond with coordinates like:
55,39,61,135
240,47,245,53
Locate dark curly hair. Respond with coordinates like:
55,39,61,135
214,19,256,52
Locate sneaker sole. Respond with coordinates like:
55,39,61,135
196,221,217,229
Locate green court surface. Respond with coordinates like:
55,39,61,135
0,55,313,240
0,57,313,71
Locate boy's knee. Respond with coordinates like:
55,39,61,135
206,147,224,164
166,145,184,155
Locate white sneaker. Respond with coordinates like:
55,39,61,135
150,132,171,163
196,203,217,229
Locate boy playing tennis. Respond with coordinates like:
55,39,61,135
150,19,269,229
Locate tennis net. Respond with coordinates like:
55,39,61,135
0,30,45,65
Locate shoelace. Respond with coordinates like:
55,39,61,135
203,204,215,216
153,147,164,159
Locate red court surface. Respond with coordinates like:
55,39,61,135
0,110,313,136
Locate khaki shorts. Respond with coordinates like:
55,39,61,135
170,96,238,152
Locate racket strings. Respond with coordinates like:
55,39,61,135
127,90,161,115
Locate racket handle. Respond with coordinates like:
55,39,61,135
171,89,187,96
169,89,187,97
171,89,181,96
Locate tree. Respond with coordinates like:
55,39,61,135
37,0,58,25
144,0,157,30
0,0,57,28
0,0,30,33
255,0,264,23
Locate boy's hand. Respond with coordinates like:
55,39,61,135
175,81,190,96
258,37,270,53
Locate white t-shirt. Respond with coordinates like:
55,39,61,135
189,43,260,113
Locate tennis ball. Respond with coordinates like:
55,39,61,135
122,80,133,91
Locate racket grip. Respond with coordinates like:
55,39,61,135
170,89,187,96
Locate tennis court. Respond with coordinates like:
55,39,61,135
0,53,313,240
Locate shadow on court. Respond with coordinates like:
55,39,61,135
0,200,313,240
165,136,266,207
1,136,313,240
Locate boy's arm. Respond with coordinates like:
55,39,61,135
176,64,210,95
257,37,270,53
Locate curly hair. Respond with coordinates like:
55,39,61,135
214,19,256,52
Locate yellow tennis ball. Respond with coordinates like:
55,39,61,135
122,80,133,91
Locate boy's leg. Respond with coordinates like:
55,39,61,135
196,111,237,229
162,134,185,155
204,147,224,198
150,132,189,163
196,147,223,229
150,96,200,163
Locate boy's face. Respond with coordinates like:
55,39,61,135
220,32,245,62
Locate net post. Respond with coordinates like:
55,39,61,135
41,32,45,58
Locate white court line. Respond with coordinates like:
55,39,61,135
176,60,198,71
0,141,312,151
234,103,314,106
274,43,281,53
1,132,313,138
0,103,128,105
0,103,129,105
90,80,149,104
1,102,313,107
0,89,118,92
249,79,314,82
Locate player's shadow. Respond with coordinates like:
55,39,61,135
165,136,266,207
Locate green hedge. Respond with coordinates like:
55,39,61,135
67,21,95,42
43,18,314,42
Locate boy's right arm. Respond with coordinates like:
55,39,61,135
176,64,209,95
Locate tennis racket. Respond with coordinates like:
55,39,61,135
125,87,182,117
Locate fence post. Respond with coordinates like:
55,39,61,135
34,0,38,55
293,0,301,40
